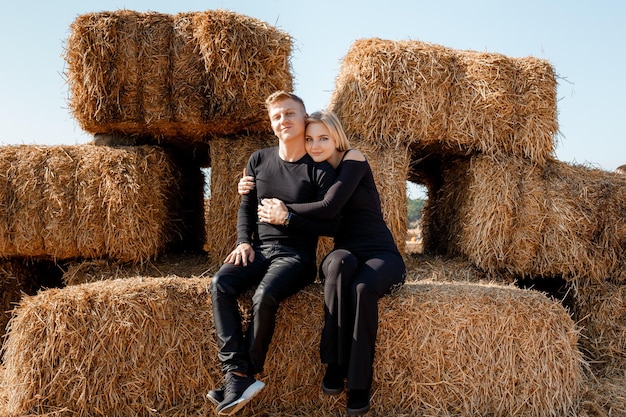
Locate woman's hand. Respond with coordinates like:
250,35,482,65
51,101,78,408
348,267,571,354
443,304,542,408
238,175,255,195
258,198,289,225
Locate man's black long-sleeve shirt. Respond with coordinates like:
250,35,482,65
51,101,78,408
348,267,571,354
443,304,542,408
237,146,339,254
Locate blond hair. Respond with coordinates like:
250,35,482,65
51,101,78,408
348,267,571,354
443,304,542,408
306,110,351,151
265,90,306,113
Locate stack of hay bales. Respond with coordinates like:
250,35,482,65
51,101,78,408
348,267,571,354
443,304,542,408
0,278,583,416
330,38,625,380
426,155,626,377
64,9,294,266
329,38,558,253
0,9,293,268
0,17,615,416
0,9,292,345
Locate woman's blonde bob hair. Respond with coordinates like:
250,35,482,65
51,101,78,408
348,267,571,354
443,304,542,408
306,110,351,152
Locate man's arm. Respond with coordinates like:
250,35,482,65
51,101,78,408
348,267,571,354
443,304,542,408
225,161,258,266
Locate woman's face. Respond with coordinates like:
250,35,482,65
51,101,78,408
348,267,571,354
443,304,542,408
305,122,336,163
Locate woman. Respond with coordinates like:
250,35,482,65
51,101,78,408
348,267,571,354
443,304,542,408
241,110,405,416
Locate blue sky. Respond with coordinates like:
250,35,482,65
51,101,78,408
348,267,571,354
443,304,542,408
1,0,624,178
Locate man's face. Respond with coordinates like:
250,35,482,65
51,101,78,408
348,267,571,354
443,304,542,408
268,98,306,143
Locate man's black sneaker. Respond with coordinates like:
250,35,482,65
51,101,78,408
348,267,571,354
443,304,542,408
346,389,371,415
206,386,224,406
321,363,345,395
216,372,265,416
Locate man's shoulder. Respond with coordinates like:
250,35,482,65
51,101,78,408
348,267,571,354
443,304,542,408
249,146,278,164
253,146,278,157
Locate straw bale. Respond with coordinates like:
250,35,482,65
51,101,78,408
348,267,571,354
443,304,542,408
0,260,37,347
0,145,181,263
330,38,455,151
65,10,293,139
0,279,583,416
425,154,626,284
579,374,626,417
404,253,515,284
205,134,276,268
371,281,583,417
572,282,626,377
61,252,213,287
448,50,558,161
329,38,557,163
0,277,218,416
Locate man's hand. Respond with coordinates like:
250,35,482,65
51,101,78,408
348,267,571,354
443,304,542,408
223,242,255,266
258,198,289,225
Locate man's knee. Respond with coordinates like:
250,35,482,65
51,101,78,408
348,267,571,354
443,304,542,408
210,274,222,296
252,283,279,313
211,268,244,297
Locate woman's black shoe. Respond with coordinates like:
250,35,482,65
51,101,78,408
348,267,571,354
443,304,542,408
321,363,345,395
346,389,370,415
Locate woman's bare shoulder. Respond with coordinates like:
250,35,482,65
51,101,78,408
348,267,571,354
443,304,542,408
343,149,366,162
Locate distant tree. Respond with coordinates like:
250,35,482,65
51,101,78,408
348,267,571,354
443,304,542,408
407,197,426,225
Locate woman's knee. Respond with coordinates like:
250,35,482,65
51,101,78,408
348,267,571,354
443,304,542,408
321,249,358,280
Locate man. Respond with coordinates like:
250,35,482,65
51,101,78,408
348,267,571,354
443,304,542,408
208,91,338,415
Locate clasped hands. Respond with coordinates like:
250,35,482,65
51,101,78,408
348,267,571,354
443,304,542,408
257,198,288,225
238,175,288,225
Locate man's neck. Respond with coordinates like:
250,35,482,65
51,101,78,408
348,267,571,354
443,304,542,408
278,142,307,162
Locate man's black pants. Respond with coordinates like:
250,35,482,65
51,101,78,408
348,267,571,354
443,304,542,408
211,242,316,376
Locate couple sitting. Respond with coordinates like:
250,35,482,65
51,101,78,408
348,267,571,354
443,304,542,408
208,91,406,416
